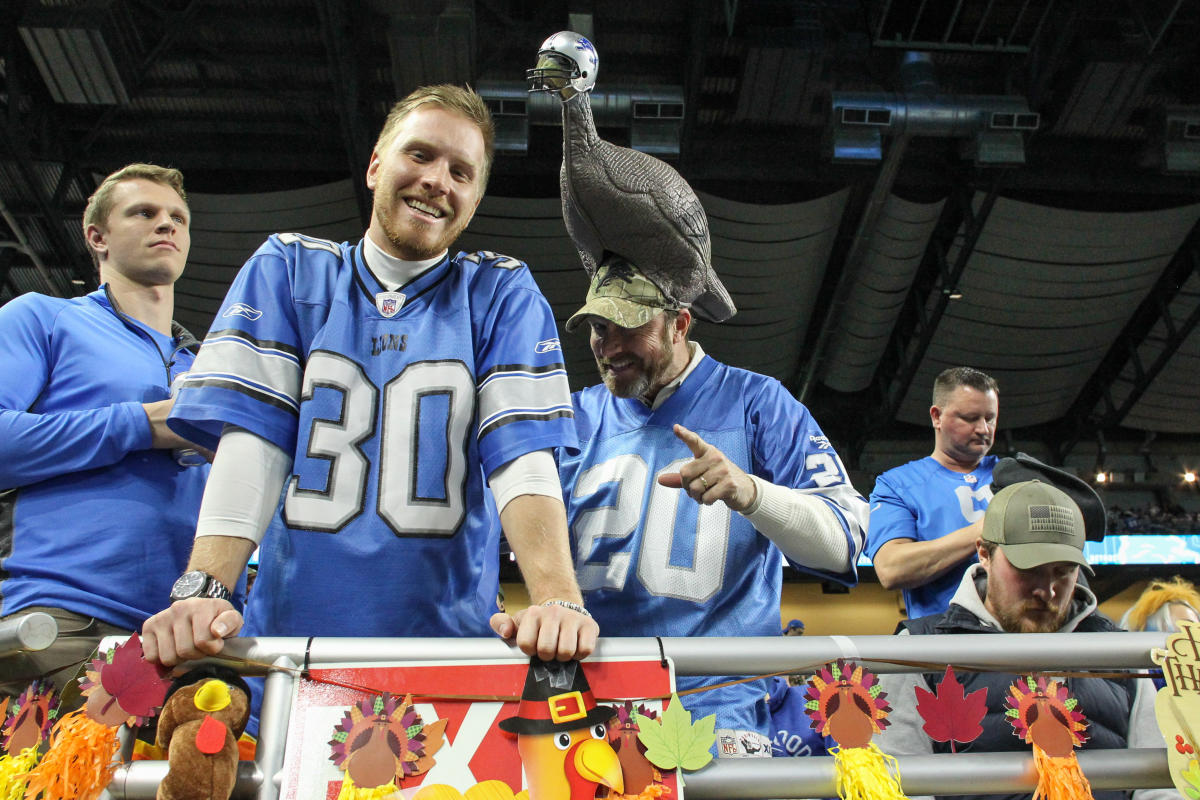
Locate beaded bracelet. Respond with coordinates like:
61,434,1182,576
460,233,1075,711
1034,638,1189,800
541,599,592,617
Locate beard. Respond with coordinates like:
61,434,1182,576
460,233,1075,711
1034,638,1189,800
374,195,468,260
992,600,1071,634
597,324,676,400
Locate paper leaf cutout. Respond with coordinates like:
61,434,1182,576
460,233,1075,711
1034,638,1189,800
634,694,715,772
913,666,987,751
1005,675,1088,758
93,635,171,724
803,659,892,749
1181,759,1200,800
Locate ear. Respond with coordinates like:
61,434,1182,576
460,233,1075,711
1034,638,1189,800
975,539,991,566
365,150,381,191
673,308,692,340
929,404,942,429
85,223,108,262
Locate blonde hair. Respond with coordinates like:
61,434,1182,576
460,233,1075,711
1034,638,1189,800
82,163,187,266
1120,576,1200,632
375,84,495,191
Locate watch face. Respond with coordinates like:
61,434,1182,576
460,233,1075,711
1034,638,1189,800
171,571,206,599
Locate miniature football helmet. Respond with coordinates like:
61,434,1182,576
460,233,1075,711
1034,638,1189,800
526,30,598,95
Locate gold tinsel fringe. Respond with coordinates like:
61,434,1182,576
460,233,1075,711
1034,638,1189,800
336,773,401,800
1032,745,1095,800
0,747,40,800
830,743,911,800
22,708,120,800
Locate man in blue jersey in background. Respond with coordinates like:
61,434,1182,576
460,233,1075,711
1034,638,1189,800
142,85,596,670
0,163,214,698
868,367,1000,618
524,259,869,757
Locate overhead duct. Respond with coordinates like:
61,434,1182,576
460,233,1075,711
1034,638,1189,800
18,0,141,105
1145,108,1200,175
830,52,1039,166
369,0,475,93
476,82,686,156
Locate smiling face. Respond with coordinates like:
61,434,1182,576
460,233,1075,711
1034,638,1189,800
365,105,485,261
931,384,999,470
86,178,190,287
588,310,690,402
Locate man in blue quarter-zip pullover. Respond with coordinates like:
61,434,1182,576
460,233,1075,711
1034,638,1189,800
0,163,214,698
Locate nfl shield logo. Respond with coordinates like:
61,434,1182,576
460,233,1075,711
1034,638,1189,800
375,291,405,318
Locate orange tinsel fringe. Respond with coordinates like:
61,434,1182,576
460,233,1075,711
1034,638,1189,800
1032,745,1095,800
22,708,120,800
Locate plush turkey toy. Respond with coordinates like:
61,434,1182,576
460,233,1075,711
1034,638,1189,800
155,666,251,800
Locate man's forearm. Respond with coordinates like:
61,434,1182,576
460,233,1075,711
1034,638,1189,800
186,535,257,594
500,494,584,605
874,523,981,590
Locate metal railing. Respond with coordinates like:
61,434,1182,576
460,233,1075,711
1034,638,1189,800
98,631,1175,800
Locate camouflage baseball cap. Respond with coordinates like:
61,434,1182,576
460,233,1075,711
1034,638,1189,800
565,257,679,333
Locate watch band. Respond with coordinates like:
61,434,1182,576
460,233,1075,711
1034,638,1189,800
200,575,233,602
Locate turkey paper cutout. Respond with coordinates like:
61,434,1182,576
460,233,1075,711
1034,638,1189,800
25,634,171,800
804,659,909,800
0,681,59,799
1005,676,1093,800
611,701,666,796
1151,619,1200,798
1,679,59,753
328,692,447,799
913,665,987,753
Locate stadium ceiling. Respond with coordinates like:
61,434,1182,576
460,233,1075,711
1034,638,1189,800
2,0,1200,464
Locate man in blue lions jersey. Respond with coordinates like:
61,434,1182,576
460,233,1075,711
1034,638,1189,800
533,259,868,756
142,85,595,670
868,366,1000,618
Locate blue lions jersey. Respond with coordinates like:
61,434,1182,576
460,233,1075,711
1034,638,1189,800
560,355,866,736
171,235,576,638
868,455,997,618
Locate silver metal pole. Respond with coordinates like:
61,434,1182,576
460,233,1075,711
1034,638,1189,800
0,611,57,655
216,631,1168,674
254,656,296,800
108,761,261,800
103,747,1172,799
685,748,1172,799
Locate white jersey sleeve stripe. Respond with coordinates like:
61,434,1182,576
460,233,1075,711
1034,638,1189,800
476,366,572,437
184,373,301,414
188,334,302,409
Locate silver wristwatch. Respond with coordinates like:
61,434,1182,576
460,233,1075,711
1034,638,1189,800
169,570,233,603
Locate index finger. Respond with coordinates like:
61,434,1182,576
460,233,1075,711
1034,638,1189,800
672,423,708,457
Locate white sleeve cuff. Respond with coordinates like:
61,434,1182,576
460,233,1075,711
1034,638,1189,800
195,427,292,544
741,474,851,573
488,449,562,513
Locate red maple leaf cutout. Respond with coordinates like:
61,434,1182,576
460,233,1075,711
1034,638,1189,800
99,634,172,719
913,665,987,753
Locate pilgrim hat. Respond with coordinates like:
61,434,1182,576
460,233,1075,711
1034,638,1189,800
499,658,615,735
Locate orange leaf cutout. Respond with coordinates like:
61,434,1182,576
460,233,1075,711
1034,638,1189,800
913,666,987,752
